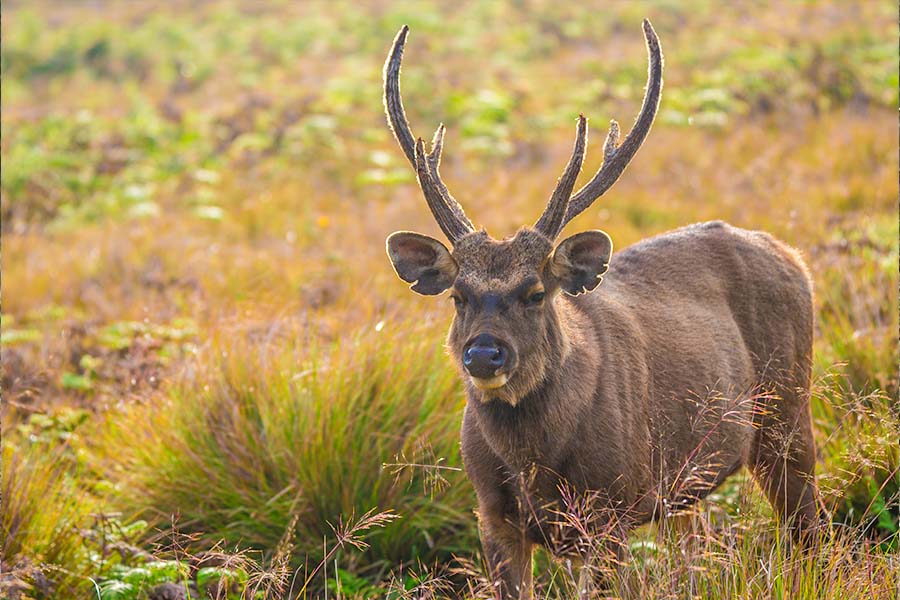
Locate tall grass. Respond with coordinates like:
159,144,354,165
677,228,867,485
79,322,897,598
97,321,477,587
1,443,96,597
609,516,899,599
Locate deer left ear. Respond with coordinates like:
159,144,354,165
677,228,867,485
550,230,613,295
386,231,459,295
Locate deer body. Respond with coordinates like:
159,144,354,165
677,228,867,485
381,21,819,599
458,222,818,596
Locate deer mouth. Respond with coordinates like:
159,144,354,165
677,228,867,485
470,373,509,390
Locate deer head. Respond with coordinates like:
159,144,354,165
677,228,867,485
385,20,663,402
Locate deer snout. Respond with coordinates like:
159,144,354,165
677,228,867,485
463,334,509,380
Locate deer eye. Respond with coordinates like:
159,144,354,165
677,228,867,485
451,294,466,310
526,291,545,306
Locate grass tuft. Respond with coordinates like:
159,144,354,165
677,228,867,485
96,322,476,590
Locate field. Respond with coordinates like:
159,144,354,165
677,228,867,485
1,1,898,598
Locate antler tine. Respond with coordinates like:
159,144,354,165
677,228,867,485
426,123,477,231
562,18,663,226
534,114,588,240
415,138,473,243
428,123,445,169
384,26,474,244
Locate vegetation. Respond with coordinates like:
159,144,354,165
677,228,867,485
2,1,896,598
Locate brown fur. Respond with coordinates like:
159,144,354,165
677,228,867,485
453,221,819,598
389,222,820,599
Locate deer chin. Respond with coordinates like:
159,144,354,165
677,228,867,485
470,373,509,391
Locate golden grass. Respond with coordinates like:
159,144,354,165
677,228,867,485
1,1,897,598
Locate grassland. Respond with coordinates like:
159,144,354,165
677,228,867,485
1,1,898,598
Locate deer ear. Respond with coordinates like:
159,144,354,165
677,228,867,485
386,231,458,295
550,230,613,295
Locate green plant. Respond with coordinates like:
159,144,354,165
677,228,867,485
98,324,476,592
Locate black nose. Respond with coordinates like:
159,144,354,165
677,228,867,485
463,334,508,378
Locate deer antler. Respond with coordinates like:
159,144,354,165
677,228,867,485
384,25,475,244
534,114,588,240
553,19,664,232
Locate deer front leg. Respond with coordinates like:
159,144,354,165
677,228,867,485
480,516,533,600
462,413,533,598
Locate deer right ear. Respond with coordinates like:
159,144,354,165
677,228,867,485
386,232,458,295
550,230,613,295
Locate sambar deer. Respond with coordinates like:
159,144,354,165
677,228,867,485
383,20,820,598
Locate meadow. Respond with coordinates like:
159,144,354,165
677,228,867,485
1,1,898,598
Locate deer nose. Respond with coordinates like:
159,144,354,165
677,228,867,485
463,334,508,379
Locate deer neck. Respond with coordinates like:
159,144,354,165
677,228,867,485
468,296,600,471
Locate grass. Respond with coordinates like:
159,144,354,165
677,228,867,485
99,324,475,576
1,443,97,597
1,1,897,598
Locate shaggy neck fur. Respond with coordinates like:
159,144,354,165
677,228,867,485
466,296,601,471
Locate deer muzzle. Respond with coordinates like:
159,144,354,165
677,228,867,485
463,333,513,387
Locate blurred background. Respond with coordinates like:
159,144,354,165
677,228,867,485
2,1,897,599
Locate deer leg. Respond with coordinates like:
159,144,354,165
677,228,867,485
481,521,533,600
463,419,533,599
750,380,821,541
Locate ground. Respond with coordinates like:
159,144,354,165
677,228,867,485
1,2,898,599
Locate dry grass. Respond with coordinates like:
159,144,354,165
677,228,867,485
1,1,897,598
